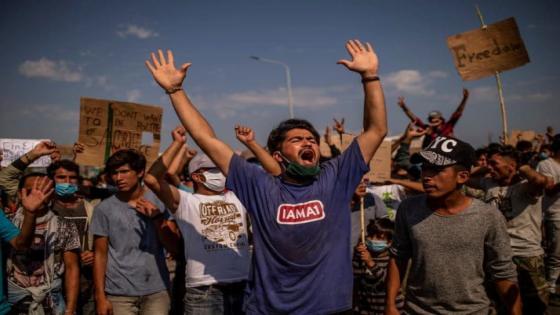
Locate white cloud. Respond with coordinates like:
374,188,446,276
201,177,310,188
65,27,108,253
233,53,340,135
18,58,82,82
428,70,448,78
227,87,338,109
126,89,142,102
20,105,79,122
470,86,497,102
117,24,159,39
384,70,435,96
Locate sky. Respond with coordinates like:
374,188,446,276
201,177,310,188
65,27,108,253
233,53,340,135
0,0,559,152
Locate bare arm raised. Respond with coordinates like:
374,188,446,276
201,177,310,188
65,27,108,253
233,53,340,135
145,49,234,175
337,40,387,163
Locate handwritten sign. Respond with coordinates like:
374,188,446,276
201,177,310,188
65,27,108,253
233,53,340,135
0,139,51,167
447,17,530,81
76,98,163,167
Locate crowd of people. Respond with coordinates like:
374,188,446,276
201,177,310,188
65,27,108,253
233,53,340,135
0,39,558,315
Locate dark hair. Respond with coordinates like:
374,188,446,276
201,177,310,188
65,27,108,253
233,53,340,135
515,140,533,152
487,145,519,164
552,134,560,153
105,149,146,175
266,119,320,153
47,159,80,179
366,218,394,241
18,172,48,190
474,148,487,159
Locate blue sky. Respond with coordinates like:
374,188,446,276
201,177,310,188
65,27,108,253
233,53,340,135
1,0,558,151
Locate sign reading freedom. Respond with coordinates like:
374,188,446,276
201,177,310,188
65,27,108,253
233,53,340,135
447,17,530,81
76,97,163,167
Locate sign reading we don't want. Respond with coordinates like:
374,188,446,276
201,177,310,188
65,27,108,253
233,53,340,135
76,97,163,167
447,17,530,81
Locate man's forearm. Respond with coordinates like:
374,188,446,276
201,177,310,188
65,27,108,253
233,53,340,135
169,91,234,174
357,77,387,162
149,139,183,180
93,240,108,301
153,218,181,257
495,279,522,315
64,252,80,313
519,165,549,190
244,140,281,176
386,257,404,308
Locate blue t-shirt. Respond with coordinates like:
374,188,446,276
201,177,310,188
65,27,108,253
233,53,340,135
90,190,170,296
226,139,369,314
0,210,19,315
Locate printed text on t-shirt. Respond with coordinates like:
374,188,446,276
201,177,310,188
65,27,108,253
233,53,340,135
276,200,325,225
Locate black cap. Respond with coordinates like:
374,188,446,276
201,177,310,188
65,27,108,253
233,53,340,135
411,136,475,169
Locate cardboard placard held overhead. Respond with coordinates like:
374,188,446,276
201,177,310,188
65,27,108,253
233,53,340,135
365,140,392,183
0,139,52,167
76,98,163,167
447,17,530,81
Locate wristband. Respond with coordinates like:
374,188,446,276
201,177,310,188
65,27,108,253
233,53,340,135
361,76,380,84
165,86,183,95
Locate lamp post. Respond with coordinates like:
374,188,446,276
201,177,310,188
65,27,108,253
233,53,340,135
250,56,294,119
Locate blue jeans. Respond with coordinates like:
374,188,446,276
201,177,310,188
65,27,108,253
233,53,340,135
184,282,245,315
106,290,170,315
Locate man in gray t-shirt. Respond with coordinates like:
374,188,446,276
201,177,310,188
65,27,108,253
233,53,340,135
91,150,180,315
387,136,520,315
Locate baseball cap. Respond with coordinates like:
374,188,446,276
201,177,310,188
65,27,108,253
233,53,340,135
188,154,217,174
411,136,475,169
428,110,442,119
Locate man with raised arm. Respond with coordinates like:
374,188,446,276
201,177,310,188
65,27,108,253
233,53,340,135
146,39,387,314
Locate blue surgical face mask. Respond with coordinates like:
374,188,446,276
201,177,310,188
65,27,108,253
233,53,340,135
55,183,78,197
366,239,389,253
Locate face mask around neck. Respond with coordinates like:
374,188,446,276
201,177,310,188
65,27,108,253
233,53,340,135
277,152,320,180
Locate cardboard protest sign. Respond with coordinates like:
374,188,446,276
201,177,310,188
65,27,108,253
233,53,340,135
507,129,537,146
0,139,51,167
320,132,392,182
365,140,392,183
320,133,355,158
447,17,530,81
76,98,163,167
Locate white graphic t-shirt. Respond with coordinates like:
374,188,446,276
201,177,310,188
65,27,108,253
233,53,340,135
176,190,250,287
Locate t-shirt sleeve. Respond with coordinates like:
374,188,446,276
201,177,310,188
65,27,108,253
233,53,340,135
321,139,370,201
537,161,555,182
0,210,19,243
390,200,412,260
484,205,518,281
226,154,271,213
90,203,110,237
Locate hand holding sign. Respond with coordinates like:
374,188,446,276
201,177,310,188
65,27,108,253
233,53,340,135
145,49,191,93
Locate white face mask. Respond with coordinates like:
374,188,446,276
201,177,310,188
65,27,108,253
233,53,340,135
201,169,226,192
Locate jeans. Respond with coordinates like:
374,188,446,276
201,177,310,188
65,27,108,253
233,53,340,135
546,220,560,286
184,282,245,315
513,255,549,315
106,290,170,315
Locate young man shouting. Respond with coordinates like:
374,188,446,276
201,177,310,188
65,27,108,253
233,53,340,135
146,39,387,314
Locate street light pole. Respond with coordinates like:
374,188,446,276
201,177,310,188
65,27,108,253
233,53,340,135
250,56,294,119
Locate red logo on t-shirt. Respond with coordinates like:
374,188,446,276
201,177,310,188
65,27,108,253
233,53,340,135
276,200,325,225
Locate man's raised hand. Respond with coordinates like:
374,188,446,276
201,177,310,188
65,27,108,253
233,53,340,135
235,125,255,145
337,39,379,77
171,125,187,143
145,49,191,92
21,176,54,214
